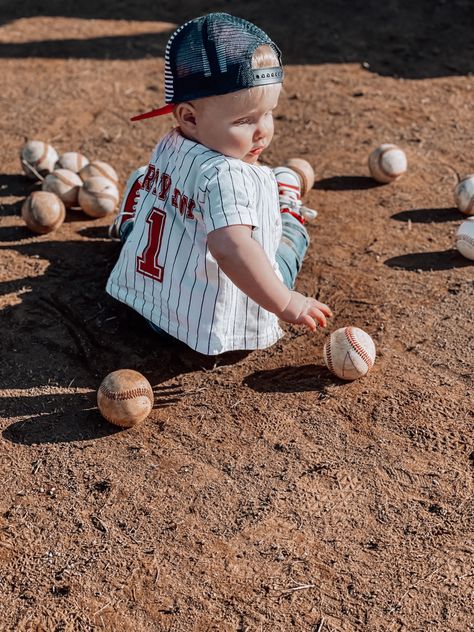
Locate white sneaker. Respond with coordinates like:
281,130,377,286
273,166,318,224
108,165,147,240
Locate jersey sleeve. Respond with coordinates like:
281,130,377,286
200,159,259,233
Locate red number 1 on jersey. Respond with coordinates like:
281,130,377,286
136,207,166,282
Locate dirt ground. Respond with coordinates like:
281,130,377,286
0,2,473,631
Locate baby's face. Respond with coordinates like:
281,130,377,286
191,83,281,164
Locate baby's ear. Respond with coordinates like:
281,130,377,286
175,102,197,131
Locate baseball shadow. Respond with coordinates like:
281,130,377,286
314,176,382,191
0,200,24,218
1,382,188,445
391,207,462,223
243,364,333,393
384,250,472,271
0,174,34,197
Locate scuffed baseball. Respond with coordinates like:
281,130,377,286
323,326,376,381
55,152,89,174
42,169,83,208
79,160,119,186
284,157,315,197
368,144,407,183
454,175,474,216
20,140,58,180
78,176,119,218
455,218,474,261
21,191,65,234
97,369,154,428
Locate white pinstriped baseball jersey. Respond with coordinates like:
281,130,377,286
106,128,284,355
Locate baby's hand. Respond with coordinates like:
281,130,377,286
278,291,333,332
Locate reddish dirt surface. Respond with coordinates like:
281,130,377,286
0,3,473,631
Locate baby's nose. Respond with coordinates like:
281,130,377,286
253,122,268,140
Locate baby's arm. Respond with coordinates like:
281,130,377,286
207,225,332,331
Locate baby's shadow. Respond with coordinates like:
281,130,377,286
244,363,332,394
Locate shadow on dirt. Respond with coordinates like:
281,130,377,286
391,208,462,223
315,176,382,191
1,381,188,445
384,250,472,271
2,394,120,445
0,0,472,78
0,235,248,444
244,364,333,393
0,174,34,198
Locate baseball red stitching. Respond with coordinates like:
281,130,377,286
56,171,80,187
39,142,49,165
325,339,335,374
345,327,373,370
99,384,154,403
94,163,118,184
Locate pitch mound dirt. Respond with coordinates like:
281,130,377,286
0,3,472,631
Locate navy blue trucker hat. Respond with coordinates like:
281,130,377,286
131,13,284,121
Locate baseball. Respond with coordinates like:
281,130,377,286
284,157,315,197
79,160,119,186
20,140,58,180
55,152,89,174
97,369,154,428
21,191,66,234
453,175,474,216
368,144,407,183
42,169,83,208
323,326,376,381
78,176,119,218
455,218,474,260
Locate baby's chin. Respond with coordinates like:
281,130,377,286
242,154,261,165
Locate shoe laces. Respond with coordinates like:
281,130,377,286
278,190,318,221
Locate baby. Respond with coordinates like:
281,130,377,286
106,12,332,355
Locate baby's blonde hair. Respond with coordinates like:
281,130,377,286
251,44,279,69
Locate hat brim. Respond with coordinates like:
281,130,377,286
131,103,175,121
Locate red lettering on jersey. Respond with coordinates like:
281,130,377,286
171,188,196,219
186,198,196,220
142,165,156,192
151,169,161,195
158,173,172,200
136,207,166,282
171,187,180,208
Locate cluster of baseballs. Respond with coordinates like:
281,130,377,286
20,139,120,234
368,143,474,261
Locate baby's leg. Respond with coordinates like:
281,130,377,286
276,213,310,289
273,164,313,289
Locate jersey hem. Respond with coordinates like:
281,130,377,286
106,282,284,356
